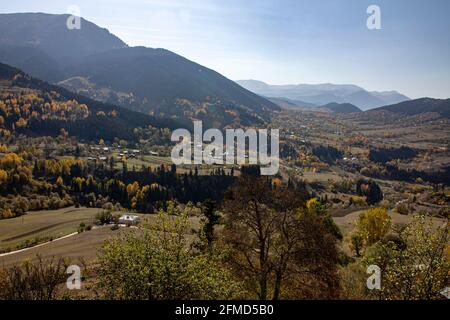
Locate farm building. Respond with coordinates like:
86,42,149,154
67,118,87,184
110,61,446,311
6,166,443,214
118,214,141,225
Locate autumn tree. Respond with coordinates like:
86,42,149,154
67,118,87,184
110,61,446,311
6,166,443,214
221,176,340,300
357,179,383,205
355,207,391,247
364,215,449,300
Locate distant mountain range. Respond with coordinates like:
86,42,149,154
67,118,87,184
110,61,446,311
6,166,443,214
1,12,447,126
236,80,410,110
0,13,278,128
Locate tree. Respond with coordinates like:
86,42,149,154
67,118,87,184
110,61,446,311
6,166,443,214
364,215,449,300
350,233,364,257
95,210,113,225
221,176,339,300
97,210,242,300
357,179,383,205
306,198,343,240
355,207,391,247
0,169,8,185
0,257,68,300
200,199,220,250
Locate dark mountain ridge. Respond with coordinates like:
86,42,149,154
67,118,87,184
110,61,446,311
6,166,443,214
0,13,278,127
321,102,362,113
370,98,450,118
0,62,182,141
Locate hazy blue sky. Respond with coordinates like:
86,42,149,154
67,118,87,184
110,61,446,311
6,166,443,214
2,0,450,98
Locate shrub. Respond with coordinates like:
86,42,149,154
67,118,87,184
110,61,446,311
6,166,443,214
95,210,113,225
102,202,114,211
395,202,409,215
1,208,14,219
0,257,68,300
78,222,86,233
349,195,366,207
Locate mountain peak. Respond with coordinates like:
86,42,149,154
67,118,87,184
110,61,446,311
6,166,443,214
0,12,127,59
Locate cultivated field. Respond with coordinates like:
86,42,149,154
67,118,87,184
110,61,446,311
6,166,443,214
0,207,103,252
0,206,202,268
0,226,131,268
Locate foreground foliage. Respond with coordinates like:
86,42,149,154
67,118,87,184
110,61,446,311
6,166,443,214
97,209,243,300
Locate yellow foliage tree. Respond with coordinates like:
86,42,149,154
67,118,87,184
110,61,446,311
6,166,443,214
0,153,23,170
356,207,391,246
0,169,7,184
1,208,14,219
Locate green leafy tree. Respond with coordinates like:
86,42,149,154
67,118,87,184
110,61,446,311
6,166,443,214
364,215,449,300
97,210,242,300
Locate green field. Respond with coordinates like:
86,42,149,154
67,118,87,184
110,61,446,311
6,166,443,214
0,226,131,267
0,206,202,267
0,207,105,252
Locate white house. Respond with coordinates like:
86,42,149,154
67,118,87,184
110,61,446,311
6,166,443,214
118,214,141,225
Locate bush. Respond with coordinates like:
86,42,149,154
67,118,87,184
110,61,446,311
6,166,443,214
78,222,86,233
95,210,113,225
1,208,15,219
349,196,366,207
395,202,409,215
0,257,68,300
102,202,114,211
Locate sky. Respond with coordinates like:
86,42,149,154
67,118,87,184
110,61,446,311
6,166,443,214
2,0,450,99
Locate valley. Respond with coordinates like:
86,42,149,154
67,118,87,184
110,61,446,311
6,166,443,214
0,10,448,301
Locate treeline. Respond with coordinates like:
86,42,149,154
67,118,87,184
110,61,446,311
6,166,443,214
0,151,236,218
312,145,343,164
72,165,236,213
360,162,450,186
369,146,417,164
0,63,182,143
0,90,172,143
